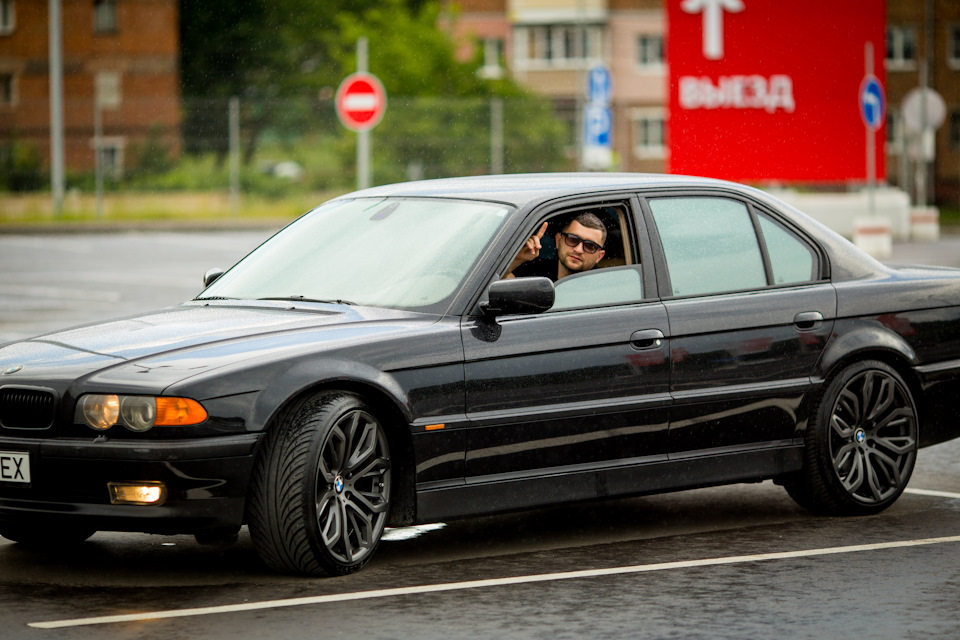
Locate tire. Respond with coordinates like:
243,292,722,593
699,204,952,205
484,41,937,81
0,523,96,546
247,392,392,576
785,360,918,516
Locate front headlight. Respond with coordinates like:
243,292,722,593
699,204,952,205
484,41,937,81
80,394,120,430
76,394,208,432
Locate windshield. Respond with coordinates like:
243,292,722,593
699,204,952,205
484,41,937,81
200,197,511,312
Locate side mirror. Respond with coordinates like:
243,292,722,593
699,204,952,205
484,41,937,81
203,268,225,287
482,277,555,317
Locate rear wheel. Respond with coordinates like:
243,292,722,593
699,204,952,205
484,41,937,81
247,392,392,576
786,360,918,516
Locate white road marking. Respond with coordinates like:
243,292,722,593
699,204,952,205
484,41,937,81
905,488,960,500
29,535,960,629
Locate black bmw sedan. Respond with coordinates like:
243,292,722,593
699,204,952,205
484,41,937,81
1,173,959,576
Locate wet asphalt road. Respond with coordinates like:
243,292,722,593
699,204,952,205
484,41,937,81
0,231,959,639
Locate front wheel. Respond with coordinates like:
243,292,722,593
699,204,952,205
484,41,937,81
247,392,392,576
785,360,918,516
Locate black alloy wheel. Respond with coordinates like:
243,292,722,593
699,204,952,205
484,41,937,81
248,392,392,576
785,360,918,516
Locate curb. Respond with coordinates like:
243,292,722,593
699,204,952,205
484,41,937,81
0,218,292,235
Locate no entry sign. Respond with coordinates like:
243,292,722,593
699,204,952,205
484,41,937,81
335,72,387,131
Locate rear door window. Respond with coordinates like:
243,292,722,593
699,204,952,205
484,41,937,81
647,196,819,297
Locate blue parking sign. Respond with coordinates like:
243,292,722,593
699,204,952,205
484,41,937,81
584,104,611,146
587,66,612,105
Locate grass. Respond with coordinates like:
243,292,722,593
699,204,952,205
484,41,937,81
0,189,347,229
940,207,960,228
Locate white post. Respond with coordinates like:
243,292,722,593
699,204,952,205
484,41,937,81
865,43,875,217
357,37,371,190
229,96,240,216
94,97,103,219
491,98,504,174
48,0,65,216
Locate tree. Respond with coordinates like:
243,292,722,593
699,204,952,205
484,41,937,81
177,0,569,182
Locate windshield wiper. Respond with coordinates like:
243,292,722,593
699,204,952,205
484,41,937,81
258,296,355,306
194,296,238,301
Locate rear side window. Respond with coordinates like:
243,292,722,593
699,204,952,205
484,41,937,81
648,197,765,296
758,215,816,284
648,196,818,296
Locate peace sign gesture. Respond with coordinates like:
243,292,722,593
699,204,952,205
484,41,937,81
505,222,548,278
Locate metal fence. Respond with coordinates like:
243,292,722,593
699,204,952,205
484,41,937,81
1,95,581,198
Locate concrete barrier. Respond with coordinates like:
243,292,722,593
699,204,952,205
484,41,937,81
853,217,893,259
767,187,911,242
910,207,940,241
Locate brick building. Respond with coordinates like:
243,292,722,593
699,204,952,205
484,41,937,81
447,0,960,205
0,0,180,178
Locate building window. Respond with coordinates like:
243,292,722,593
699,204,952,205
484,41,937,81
478,38,504,79
513,24,603,69
632,110,665,159
886,26,916,70
636,34,664,68
950,110,960,152
950,26,960,69
0,0,14,35
92,137,125,180
0,73,14,105
94,0,117,34
885,111,901,153
95,71,121,109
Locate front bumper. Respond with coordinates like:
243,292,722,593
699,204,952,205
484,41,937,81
0,433,260,534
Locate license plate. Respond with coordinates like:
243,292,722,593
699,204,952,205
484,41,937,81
0,451,30,484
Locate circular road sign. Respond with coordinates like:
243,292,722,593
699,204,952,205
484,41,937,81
902,87,946,134
335,72,387,131
858,74,885,131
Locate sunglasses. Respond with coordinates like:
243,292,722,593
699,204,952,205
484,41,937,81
559,232,603,254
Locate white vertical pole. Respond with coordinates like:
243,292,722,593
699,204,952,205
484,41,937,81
865,43,875,216
94,96,103,219
48,0,65,216
491,97,504,174
229,96,240,216
357,36,370,190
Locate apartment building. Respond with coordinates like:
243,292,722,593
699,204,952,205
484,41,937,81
449,0,666,173
0,0,180,177
448,0,960,204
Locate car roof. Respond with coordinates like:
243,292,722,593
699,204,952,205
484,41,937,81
340,173,741,208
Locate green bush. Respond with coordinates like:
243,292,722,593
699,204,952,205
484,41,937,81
0,140,45,192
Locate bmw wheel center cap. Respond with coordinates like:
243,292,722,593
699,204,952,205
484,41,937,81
334,475,345,494
855,429,866,444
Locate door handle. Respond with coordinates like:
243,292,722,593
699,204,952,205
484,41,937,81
631,329,664,350
794,311,823,331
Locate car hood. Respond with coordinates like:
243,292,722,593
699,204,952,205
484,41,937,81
0,300,439,389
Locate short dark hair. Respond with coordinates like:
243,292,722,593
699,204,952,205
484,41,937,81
564,211,607,246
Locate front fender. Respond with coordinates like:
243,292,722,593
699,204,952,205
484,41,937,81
250,357,415,431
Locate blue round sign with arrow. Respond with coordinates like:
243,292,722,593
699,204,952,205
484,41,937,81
859,74,885,131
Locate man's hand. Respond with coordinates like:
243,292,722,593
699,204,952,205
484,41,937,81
505,222,548,278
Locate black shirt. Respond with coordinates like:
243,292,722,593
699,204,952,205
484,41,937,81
512,257,559,282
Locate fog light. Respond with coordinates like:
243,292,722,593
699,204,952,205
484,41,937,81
108,482,167,506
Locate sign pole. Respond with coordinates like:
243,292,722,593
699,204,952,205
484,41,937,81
357,37,370,190
865,43,875,216
48,0,65,217
335,46,386,187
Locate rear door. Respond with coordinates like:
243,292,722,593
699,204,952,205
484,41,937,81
641,193,836,457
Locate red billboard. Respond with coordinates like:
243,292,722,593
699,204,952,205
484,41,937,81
667,0,886,183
